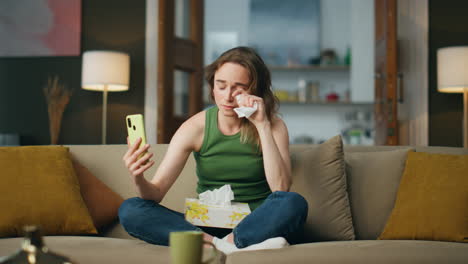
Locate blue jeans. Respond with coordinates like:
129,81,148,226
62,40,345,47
118,191,308,248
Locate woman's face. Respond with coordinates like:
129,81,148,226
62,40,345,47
212,62,251,117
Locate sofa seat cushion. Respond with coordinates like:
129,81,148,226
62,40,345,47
0,236,223,264
226,240,468,264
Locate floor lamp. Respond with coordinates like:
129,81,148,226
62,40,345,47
437,46,468,148
81,51,130,144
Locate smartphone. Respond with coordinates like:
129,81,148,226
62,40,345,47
126,114,147,158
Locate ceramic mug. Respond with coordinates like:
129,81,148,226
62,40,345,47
169,231,218,264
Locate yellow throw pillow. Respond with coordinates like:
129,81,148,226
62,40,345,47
0,146,97,237
379,151,468,242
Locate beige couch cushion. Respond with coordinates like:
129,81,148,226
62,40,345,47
67,144,199,239
226,240,468,264
344,148,413,239
66,144,467,242
67,145,198,212
290,136,355,242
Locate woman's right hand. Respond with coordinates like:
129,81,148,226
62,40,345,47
123,137,155,182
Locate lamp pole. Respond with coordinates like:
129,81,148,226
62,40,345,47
464,88,467,148
102,84,108,144
81,51,130,145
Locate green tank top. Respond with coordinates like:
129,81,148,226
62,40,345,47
193,106,271,211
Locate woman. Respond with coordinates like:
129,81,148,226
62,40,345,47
119,47,308,254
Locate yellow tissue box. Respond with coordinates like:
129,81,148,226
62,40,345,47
184,198,251,229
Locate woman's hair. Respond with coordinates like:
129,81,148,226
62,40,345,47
205,46,279,149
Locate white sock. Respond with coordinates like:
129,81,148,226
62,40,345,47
212,236,289,255
212,237,238,255
240,237,289,252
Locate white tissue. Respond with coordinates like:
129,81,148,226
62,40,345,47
233,94,257,118
199,184,235,207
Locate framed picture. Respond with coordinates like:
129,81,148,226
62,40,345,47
0,0,82,57
248,0,321,66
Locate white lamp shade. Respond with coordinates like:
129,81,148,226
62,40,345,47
81,51,130,92
437,46,468,93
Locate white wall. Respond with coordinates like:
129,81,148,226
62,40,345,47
350,0,374,103
205,0,353,62
320,0,350,59
204,0,250,103
204,0,250,65
145,0,158,144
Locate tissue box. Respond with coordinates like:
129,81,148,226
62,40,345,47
184,198,251,229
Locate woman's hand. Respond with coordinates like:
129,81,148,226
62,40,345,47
122,137,155,182
232,90,269,129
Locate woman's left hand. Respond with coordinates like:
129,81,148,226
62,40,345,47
232,90,269,129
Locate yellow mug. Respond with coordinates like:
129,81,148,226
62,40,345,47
169,231,218,264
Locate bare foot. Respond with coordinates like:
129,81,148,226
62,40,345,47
203,233,214,248
226,233,234,244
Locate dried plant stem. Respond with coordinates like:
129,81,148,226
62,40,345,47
43,76,72,145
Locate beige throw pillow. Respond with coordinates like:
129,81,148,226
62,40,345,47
290,135,355,242
344,148,413,239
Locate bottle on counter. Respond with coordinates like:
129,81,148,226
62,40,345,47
298,79,307,103
344,46,351,66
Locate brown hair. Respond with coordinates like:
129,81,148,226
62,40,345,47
205,46,279,149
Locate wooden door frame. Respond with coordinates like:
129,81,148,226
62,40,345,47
157,0,204,143
375,0,398,145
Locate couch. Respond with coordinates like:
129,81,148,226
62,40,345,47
0,143,467,264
